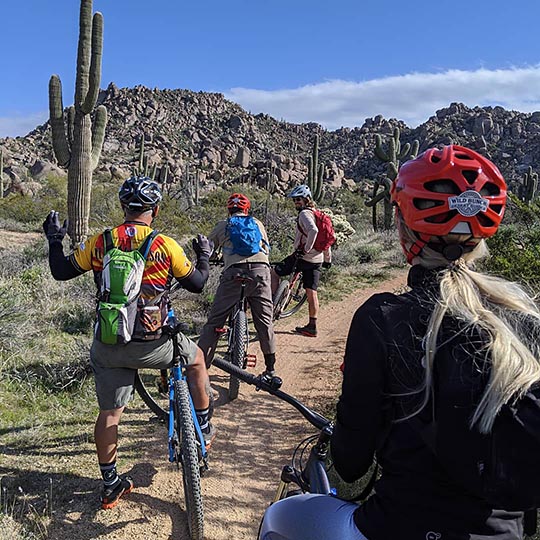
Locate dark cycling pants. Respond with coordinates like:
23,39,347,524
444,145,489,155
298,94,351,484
197,263,275,367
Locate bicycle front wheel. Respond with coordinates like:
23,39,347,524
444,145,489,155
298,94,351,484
280,276,307,318
272,280,290,321
228,309,248,400
175,379,204,540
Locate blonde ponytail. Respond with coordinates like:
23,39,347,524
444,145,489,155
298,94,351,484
399,218,540,433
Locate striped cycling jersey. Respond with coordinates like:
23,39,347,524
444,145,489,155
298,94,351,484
70,223,194,302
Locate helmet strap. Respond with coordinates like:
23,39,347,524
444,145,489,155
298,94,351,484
406,233,431,264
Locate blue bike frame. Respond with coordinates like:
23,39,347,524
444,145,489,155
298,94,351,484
167,364,208,463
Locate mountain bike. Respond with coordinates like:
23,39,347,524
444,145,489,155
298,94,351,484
215,271,256,400
272,254,307,321
134,321,207,540
211,356,377,536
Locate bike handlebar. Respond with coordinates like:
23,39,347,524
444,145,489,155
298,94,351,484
213,357,330,431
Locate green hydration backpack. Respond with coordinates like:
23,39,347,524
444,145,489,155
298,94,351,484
95,229,158,345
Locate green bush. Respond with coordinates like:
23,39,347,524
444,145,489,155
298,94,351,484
484,195,540,293
0,176,67,225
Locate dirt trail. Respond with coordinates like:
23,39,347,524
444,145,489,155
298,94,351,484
42,271,407,540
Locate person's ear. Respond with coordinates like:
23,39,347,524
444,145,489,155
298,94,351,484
152,205,160,219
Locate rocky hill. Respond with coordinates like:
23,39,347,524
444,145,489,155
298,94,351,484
1,82,539,196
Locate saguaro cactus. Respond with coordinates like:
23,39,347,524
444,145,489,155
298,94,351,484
519,166,539,204
365,127,419,230
307,134,324,203
0,149,4,199
49,0,107,244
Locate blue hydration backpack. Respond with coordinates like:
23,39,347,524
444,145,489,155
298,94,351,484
226,215,268,256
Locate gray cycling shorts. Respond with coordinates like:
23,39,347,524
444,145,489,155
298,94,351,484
259,494,367,540
90,334,198,410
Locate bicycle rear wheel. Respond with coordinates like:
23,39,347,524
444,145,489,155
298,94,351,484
228,310,248,400
174,379,204,540
272,280,290,321
280,276,307,318
134,371,167,422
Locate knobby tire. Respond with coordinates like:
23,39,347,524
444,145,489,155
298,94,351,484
134,372,167,422
175,379,204,540
272,280,290,321
228,310,248,400
280,276,307,318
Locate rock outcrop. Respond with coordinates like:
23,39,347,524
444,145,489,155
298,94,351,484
2,84,539,196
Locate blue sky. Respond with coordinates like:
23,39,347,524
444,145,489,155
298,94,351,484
2,0,540,137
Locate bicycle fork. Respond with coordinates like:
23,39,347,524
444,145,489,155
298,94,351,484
167,366,209,469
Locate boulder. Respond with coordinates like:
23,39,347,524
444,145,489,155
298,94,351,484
235,146,250,168
29,160,66,181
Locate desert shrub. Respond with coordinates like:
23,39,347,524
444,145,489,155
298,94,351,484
484,195,540,293
0,177,67,225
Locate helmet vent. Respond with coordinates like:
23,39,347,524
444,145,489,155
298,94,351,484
413,198,444,210
480,183,501,196
455,153,473,160
430,155,441,163
424,179,461,194
477,213,495,227
425,210,458,224
462,170,478,184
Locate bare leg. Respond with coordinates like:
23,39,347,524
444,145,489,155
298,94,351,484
306,288,319,319
95,407,124,464
185,346,211,410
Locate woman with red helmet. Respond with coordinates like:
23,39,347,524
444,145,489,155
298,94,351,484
259,146,540,540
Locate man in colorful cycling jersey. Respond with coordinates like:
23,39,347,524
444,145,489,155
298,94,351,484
43,176,214,510
198,193,278,377
272,185,331,338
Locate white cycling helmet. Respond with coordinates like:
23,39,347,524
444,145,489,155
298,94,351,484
288,185,312,199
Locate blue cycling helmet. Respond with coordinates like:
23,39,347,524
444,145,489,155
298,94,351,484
119,176,163,211
288,185,312,199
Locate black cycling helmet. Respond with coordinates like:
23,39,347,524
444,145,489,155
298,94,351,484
119,176,163,211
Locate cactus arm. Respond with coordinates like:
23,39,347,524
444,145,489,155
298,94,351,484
387,162,399,181
374,134,388,161
398,142,411,160
75,0,93,108
82,11,103,114
48,75,71,167
314,163,324,202
410,140,420,158
0,148,4,198
90,105,107,170
388,135,396,162
67,106,75,148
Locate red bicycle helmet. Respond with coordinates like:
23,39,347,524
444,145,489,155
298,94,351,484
391,145,506,260
227,193,251,213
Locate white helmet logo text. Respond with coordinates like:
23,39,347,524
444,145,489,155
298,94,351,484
448,190,489,217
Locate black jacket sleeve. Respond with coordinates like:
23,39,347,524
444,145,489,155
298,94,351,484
177,254,210,293
48,240,85,281
331,295,388,482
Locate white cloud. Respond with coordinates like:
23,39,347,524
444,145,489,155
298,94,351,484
226,66,540,130
0,111,48,138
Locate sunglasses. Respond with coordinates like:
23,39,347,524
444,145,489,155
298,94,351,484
292,197,304,202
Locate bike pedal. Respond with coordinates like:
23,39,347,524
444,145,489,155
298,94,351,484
245,354,257,368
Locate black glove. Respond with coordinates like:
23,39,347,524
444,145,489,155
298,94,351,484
192,234,214,258
322,261,332,269
43,211,68,242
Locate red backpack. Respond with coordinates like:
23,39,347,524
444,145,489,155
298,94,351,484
299,209,336,252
